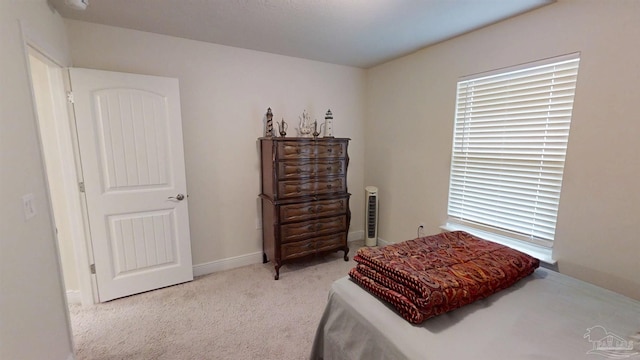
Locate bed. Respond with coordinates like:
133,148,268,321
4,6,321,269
310,232,640,360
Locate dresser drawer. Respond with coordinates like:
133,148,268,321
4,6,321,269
315,233,346,253
280,239,315,260
279,198,348,223
280,233,346,260
280,215,347,243
278,177,345,198
277,159,345,180
277,141,347,160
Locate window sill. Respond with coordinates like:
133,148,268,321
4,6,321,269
440,223,556,265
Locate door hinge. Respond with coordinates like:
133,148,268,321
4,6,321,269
67,91,74,104
90,264,96,274
78,182,85,193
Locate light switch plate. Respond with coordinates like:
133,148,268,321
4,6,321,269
22,193,36,220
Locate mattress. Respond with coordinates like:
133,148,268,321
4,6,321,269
310,268,640,360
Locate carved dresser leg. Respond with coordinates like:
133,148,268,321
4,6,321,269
274,262,281,280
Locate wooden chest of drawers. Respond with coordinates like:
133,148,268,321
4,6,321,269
259,138,351,279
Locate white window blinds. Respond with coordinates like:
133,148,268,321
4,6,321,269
447,54,580,248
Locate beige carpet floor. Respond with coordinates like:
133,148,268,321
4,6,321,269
69,242,363,360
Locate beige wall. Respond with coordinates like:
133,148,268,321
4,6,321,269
365,0,640,299
0,1,74,359
64,20,366,266
2,1,636,357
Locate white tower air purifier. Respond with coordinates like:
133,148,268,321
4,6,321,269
365,186,379,246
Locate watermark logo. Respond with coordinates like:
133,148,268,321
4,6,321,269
584,325,639,359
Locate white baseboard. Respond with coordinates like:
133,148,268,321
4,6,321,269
66,290,81,305
193,230,366,277
193,251,264,277
377,237,391,247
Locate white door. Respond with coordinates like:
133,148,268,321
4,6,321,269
69,68,193,302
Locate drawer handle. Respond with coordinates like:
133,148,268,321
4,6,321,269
327,184,333,189
326,166,332,171
296,186,301,192
327,148,333,153
296,148,301,154
316,205,323,212
309,207,315,213
296,168,302,174
308,224,315,231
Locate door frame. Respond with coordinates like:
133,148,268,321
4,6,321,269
23,40,97,306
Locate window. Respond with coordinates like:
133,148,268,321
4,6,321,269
446,54,580,249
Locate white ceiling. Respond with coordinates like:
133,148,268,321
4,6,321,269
50,0,553,69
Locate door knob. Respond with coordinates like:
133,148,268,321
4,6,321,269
168,194,185,201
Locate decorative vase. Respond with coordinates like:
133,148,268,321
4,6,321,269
277,118,288,137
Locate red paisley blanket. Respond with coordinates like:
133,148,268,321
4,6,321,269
348,231,539,324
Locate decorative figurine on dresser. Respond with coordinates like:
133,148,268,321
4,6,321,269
259,132,351,280
264,107,274,137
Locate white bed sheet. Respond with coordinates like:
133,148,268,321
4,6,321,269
310,268,640,360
